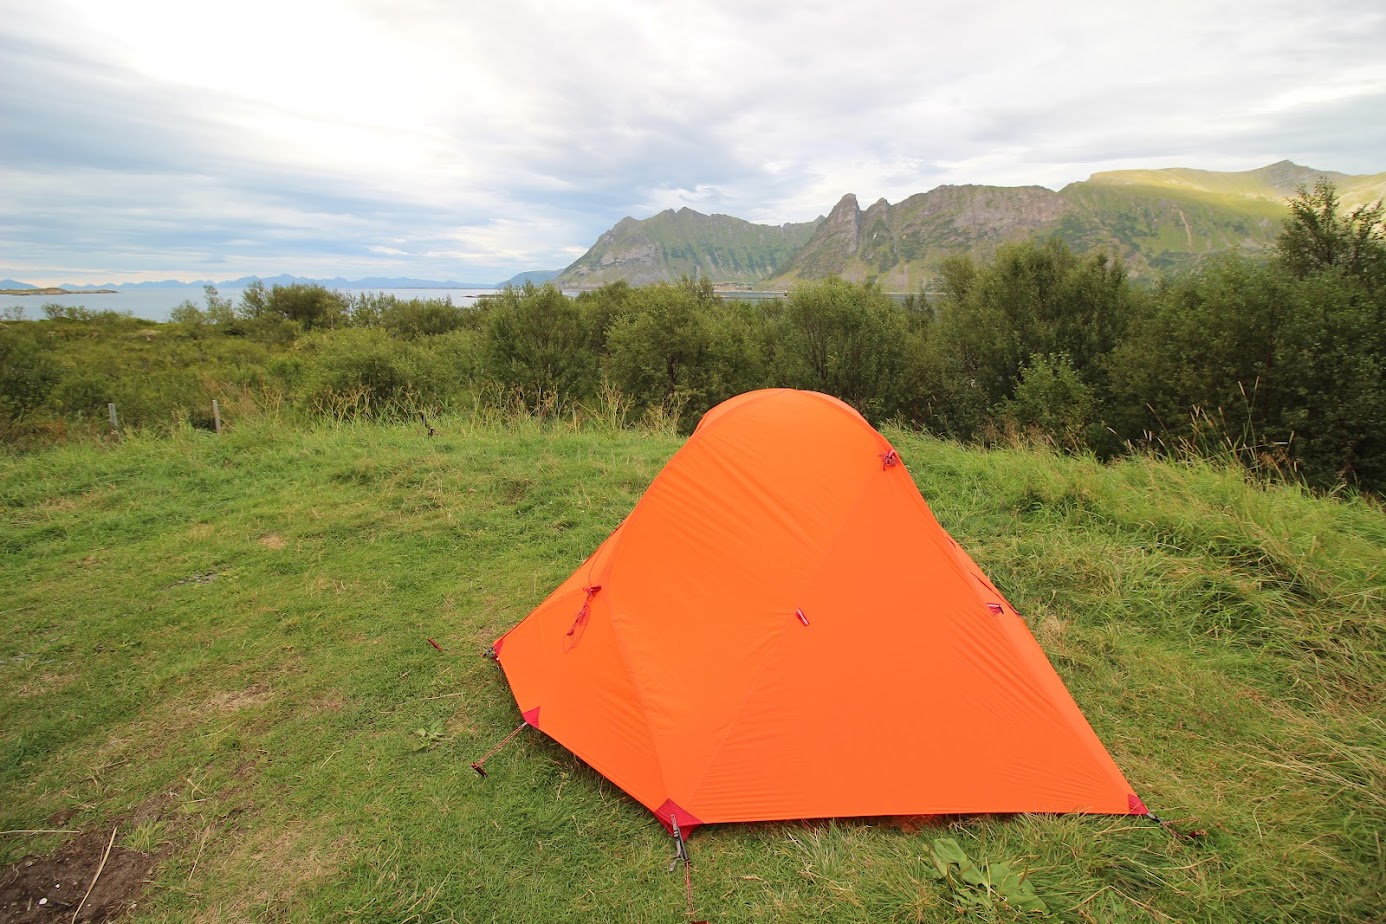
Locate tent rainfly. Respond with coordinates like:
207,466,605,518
487,389,1148,838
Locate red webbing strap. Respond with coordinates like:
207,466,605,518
470,720,527,777
563,585,602,646
684,858,701,923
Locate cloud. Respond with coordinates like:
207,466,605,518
2,0,1384,284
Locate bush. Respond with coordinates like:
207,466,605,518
481,283,597,410
776,277,910,421
0,328,60,420
47,371,112,418
427,328,487,402
932,240,1131,426
999,353,1095,449
603,281,720,424
169,301,211,339
298,328,436,418
240,281,349,334
1108,247,1385,488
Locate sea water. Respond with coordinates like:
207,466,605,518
0,287,501,323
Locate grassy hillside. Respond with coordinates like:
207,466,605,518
1085,160,1386,209
1060,161,1386,274
1052,183,1284,274
2,416,1383,922
556,210,822,288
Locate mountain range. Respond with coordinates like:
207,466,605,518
555,161,1386,291
8,162,1382,296
0,271,558,293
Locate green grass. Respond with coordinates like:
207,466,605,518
2,416,1383,922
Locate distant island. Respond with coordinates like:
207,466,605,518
0,287,118,296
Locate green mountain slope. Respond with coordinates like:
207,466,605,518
555,208,823,288
561,162,1384,291
1084,160,1386,206
1050,161,1386,273
1049,181,1286,275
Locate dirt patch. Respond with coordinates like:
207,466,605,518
45,810,78,829
2,796,180,924
1031,613,1070,648
0,828,154,923
14,668,75,698
257,534,286,550
204,681,273,714
309,690,346,714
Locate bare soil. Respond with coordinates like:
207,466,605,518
0,827,153,923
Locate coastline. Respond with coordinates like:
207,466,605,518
0,287,119,296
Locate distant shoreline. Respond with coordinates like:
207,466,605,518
0,287,118,296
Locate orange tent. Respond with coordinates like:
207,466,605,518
493,389,1145,835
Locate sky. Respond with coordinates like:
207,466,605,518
3,0,1384,286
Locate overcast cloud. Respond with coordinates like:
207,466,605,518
3,0,1384,285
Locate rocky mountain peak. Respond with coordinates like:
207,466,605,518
828,193,861,217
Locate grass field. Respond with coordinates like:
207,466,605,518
2,413,1383,922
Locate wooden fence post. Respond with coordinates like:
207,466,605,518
107,403,118,434
212,399,222,434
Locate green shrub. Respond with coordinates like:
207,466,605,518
0,328,60,419
931,240,1131,431
379,297,472,339
240,281,349,334
776,277,910,421
47,371,112,418
481,283,597,411
298,328,436,418
428,328,487,402
603,282,719,424
999,353,1095,449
